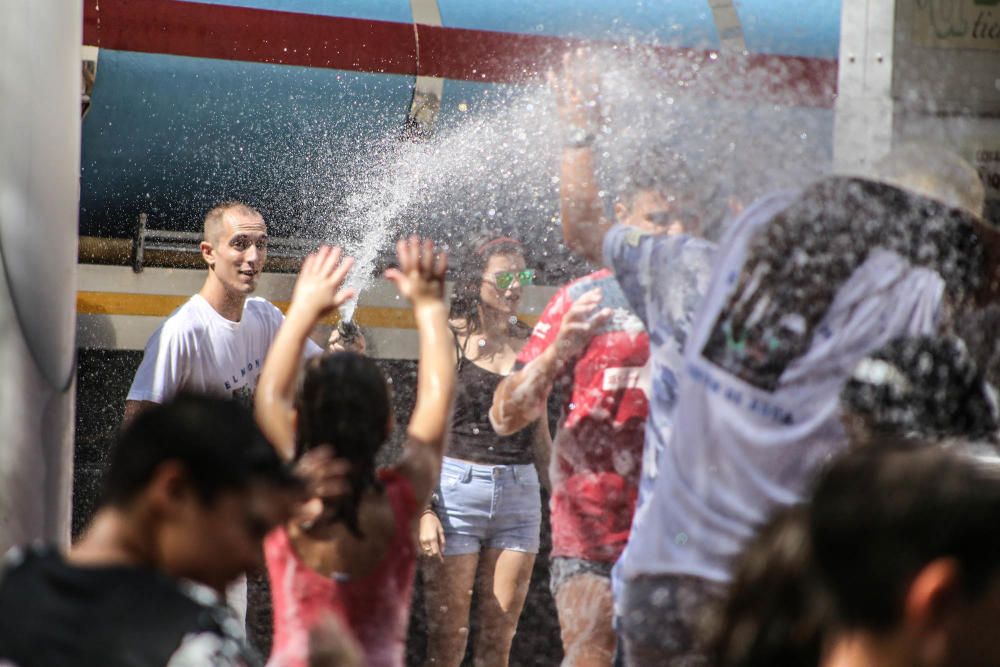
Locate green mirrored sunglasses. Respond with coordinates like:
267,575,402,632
493,269,535,290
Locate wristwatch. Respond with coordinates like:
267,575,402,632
564,125,596,149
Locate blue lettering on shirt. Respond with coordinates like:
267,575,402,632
687,362,793,425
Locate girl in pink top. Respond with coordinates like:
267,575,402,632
255,237,456,667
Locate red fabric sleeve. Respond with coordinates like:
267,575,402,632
517,284,573,366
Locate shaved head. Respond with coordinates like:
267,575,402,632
203,201,264,244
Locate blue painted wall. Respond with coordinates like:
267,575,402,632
80,1,841,238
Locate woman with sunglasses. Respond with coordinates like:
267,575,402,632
420,236,550,667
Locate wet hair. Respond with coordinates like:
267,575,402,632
203,200,263,243
703,177,984,391
955,304,1000,389
616,150,717,232
104,393,300,507
810,443,1000,632
448,235,532,339
841,335,999,443
616,167,678,209
713,505,831,667
295,352,391,537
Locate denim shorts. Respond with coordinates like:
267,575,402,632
435,456,541,555
550,556,614,596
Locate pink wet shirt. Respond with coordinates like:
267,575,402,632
265,469,418,667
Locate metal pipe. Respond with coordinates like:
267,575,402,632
78,235,311,272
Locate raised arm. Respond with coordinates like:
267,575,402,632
551,50,614,264
255,246,355,460
491,288,611,435
388,237,456,505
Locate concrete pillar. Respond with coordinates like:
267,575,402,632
833,0,898,174
0,1,81,551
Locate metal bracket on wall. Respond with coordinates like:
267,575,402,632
130,213,147,273
707,0,747,53
81,45,98,119
404,0,445,140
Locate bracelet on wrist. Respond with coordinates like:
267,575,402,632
563,125,597,149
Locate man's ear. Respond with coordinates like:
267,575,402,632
613,201,628,223
145,460,194,518
200,240,215,269
904,557,961,665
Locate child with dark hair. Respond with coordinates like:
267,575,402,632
812,443,1000,667
840,335,999,445
0,394,303,667
254,238,455,667
954,303,1000,389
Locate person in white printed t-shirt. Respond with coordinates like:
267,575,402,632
124,201,321,649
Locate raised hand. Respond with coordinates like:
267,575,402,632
384,236,448,306
548,48,603,131
289,245,356,322
418,510,446,562
554,288,613,362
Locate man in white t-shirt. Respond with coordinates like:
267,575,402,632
124,201,320,645
125,201,321,418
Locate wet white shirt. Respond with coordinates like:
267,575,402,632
128,294,321,408
607,192,946,583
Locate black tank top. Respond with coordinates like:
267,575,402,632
448,334,536,465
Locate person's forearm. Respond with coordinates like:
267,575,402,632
407,301,456,453
255,308,315,459
490,345,562,435
533,414,552,493
560,145,610,264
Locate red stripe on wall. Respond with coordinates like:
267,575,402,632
416,23,577,82
82,0,836,108
83,0,417,74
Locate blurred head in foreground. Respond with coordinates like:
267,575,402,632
103,393,301,590
813,443,1000,667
